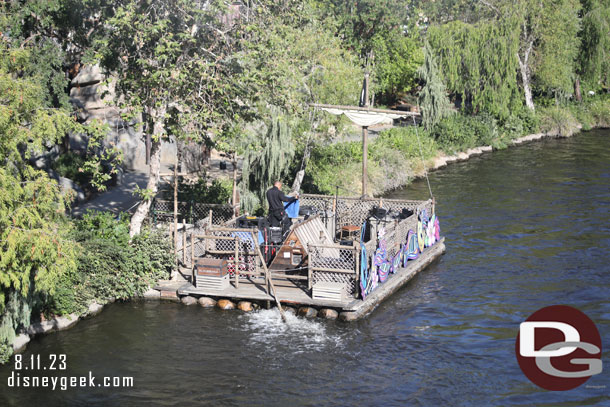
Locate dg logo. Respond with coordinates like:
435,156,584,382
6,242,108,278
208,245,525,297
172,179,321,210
515,305,603,391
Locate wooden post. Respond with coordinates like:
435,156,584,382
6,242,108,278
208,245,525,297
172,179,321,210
307,243,312,290
190,233,194,270
182,219,187,265
234,237,240,289
208,209,213,229
251,231,286,322
173,154,178,259
362,126,368,197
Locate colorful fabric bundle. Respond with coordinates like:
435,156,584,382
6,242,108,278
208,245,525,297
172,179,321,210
434,216,440,241
360,242,368,299
426,215,436,247
407,229,419,260
417,220,425,252
378,260,390,282
391,252,401,274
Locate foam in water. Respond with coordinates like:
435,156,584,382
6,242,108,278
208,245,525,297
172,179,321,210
241,309,343,353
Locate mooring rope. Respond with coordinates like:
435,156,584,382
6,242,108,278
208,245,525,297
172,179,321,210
412,114,434,200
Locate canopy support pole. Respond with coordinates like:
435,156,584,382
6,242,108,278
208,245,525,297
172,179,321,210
362,126,368,197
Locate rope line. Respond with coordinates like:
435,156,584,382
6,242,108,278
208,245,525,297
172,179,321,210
412,114,434,200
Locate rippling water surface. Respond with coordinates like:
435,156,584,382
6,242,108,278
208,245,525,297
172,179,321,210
1,130,609,406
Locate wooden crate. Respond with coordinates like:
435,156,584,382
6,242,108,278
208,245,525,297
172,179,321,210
194,258,228,277
312,281,346,301
195,274,230,291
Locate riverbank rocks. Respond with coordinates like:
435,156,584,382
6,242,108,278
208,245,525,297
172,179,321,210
143,287,161,300
198,297,216,308
318,309,338,320
27,314,79,335
217,299,236,310
12,334,30,353
298,307,318,318
181,296,198,305
237,301,254,312
86,302,104,317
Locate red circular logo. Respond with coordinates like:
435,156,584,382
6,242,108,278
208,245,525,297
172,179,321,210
515,305,603,391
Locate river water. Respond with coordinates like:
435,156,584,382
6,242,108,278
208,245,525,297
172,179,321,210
1,130,609,406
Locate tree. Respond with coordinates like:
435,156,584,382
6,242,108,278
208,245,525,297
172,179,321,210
427,20,520,119
239,110,295,213
417,43,454,130
90,0,240,236
0,43,78,355
479,0,582,109
579,0,610,91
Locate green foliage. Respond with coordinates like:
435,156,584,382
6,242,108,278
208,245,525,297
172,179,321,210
532,0,582,96
49,215,173,315
370,31,424,101
579,0,610,90
432,114,506,152
588,97,610,127
0,339,11,364
75,210,130,245
418,42,454,130
428,19,521,119
538,106,580,137
240,110,296,212
165,177,232,205
52,152,88,185
304,126,439,196
0,168,77,312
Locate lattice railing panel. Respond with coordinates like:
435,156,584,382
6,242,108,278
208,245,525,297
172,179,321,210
312,272,357,296
150,199,235,225
309,245,356,271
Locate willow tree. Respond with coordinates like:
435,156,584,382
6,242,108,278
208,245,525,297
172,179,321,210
428,20,520,119
579,0,610,90
417,43,453,130
239,110,295,213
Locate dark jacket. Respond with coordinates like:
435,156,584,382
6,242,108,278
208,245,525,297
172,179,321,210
266,186,296,213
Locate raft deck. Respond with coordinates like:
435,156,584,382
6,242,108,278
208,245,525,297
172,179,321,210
174,237,444,318
160,194,445,320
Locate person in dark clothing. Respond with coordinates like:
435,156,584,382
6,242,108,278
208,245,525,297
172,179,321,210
266,181,298,228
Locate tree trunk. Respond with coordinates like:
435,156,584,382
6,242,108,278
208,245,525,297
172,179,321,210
129,106,166,237
517,39,535,111
521,66,535,111
129,138,161,237
574,77,582,102
232,155,239,216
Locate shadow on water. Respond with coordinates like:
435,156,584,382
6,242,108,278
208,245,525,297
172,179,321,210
1,129,609,406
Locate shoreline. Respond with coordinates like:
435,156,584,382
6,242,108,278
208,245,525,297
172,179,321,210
406,124,606,187
9,125,604,356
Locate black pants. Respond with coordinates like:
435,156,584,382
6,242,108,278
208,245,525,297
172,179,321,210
269,209,285,227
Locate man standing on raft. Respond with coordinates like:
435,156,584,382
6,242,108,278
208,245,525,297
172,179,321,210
266,180,298,228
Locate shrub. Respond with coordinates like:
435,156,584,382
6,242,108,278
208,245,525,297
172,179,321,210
75,210,130,245
48,213,173,316
374,126,438,161
52,152,90,186
165,176,233,204
0,340,11,364
589,99,610,128
431,115,478,153
539,106,579,137
501,115,525,139
569,104,595,131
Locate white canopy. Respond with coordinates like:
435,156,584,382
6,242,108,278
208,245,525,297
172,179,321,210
321,107,409,127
